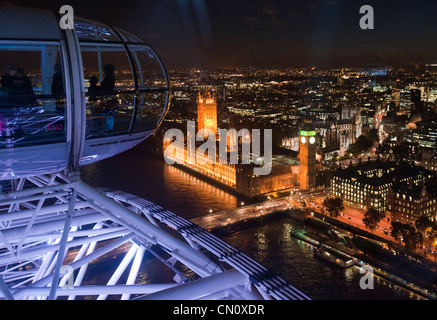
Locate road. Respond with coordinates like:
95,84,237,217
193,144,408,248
191,197,293,230
191,189,328,230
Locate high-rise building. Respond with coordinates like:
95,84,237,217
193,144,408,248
299,130,317,190
405,119,437,149
197,89,217,137
410,88,422,113
399,90,412,115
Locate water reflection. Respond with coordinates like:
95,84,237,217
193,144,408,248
81,142,240,220
223,219,422,300
255,231,268,260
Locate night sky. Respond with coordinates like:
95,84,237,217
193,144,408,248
2,0,437,69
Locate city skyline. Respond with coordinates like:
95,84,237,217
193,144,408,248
3,0,437,69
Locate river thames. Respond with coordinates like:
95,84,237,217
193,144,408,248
81,140,422,300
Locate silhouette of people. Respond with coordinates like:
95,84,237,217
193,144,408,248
51,63,65,114
87,76,101,134
100,64,115,94
1,66,36,106
13,68,36,105
99,64,115,133
1,66,17,95
86,64,116,137
14,68,34,96
87,76,100,99
51,63,64,95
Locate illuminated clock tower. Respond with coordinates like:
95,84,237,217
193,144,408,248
299,130,317,191
197,89,217,137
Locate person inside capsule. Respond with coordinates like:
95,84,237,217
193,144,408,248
0,67,18,142
101,64,115,133
100,64,115,94
51,62,65,114
14,68,37,106
89,63,116,135
1,66,17,96
51,62,64,95
1,66,36,108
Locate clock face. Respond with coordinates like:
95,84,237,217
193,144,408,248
309,136,316,144
301,137,306,144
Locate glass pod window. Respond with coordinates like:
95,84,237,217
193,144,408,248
0,41,66,149
129,45,170,133
80,44,135,139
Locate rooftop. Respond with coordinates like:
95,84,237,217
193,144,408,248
332,157,435,189
272,155,299,166
390,177,437,199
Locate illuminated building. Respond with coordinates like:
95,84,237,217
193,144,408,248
299,130,317,191
330,157,434,213
306,107,340,121
399,90,412,115
405,119,437,149
282,135,300,152
418,149,437,172
337,120,356,157
236,156,299,198
197,89,217,136
387,177,437,225
283,115,361,160
163,137,300,198
163,86,301,197
162,139,237,186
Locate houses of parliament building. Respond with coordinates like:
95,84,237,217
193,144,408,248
163,87,317,198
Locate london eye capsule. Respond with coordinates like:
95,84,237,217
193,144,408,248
0,7,170,180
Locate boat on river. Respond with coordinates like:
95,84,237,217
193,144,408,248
314,245,356,268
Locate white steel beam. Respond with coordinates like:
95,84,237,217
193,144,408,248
0,174,308,300
138,269,247,300
6,284,179,299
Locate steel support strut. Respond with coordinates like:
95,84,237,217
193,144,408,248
0,173,309,300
